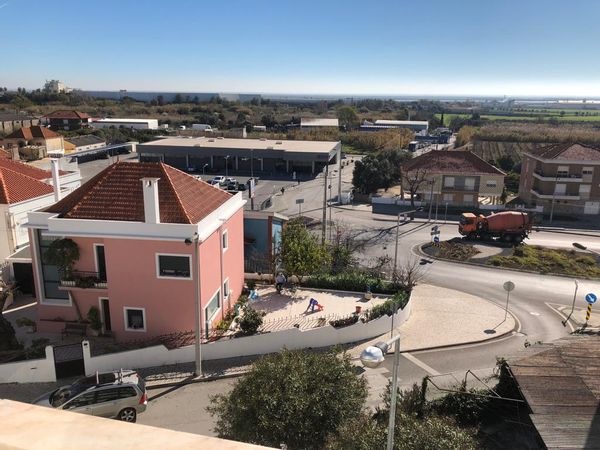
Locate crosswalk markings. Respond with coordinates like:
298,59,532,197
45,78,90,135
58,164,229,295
402,352,441,376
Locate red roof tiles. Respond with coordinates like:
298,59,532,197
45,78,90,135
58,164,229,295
42,110,91,120
0,158,54,180
5,126,61,140
45,162,233,224
530,143,600,161
0,167,54,204
402,150,505,175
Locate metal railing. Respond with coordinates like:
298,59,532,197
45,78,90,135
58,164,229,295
60,271,107,289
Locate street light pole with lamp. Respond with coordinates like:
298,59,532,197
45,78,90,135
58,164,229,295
202,163,209,176
185,233,202,377
225,155,231,178
360,335,401,450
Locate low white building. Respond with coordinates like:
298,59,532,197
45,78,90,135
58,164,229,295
91,118,159,130
372,120,429,132
300,118,339,129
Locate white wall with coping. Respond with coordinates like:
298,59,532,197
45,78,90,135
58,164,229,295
0,346,56,383
372,197,424,207
82,297,411,375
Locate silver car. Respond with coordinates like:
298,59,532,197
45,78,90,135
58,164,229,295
33,370,147,422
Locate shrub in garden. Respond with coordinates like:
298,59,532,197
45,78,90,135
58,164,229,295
237,305,265,336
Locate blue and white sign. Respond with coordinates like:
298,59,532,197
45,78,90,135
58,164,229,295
433,236,440,244
585,293,597,304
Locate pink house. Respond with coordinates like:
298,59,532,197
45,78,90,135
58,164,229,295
26,162,245,341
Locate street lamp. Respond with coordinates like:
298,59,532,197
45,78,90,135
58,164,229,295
202,163,209,176
359,334,401,450
185,232,202,377
562,279,579,327
225,155,231,178
573,242,600,257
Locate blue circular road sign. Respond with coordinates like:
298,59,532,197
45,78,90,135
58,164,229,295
433,236,440,244
586,293,597,304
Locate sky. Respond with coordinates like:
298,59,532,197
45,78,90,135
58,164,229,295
2,0,600,97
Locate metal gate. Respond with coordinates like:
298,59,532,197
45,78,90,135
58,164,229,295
53,343,85,379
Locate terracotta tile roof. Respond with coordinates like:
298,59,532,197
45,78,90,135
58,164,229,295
529,143,600,161
4,126,61,140
42,110,91,120
45,162,233,224
402,150,505,175
0,166,54,204
0,158,54,180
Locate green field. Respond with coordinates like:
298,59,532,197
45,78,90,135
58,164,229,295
436,112,600,126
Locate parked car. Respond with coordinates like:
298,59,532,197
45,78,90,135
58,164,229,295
226,182,238,192
33,370,147,423
224,177,238,185
237,183,247,191
210,176,226,185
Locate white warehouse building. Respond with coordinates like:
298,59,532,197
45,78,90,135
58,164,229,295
91,118,159,130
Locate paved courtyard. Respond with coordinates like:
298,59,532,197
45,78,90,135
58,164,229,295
252,286,388,332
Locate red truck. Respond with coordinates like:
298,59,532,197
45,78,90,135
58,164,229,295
458,211,533,243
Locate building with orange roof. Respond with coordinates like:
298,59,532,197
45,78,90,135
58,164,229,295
27,161,245,341
2,125,65,159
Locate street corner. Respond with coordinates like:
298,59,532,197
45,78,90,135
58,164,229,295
398,284,517,352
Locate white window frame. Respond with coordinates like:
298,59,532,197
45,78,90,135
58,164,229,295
155,253,192,280
464,177,476,190
582,167,593,175
123,307,146,332
444,176,455,188
35,231,72,307
557,165,569,177
442,194,454,202
463,194,474,203
93,243,105,274
205,287,222,323
222,230,228,252
554,183,567,195
223,278,230,299
485,180,497,188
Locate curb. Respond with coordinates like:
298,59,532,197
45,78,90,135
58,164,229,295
414,243,600,281
146,369,250,390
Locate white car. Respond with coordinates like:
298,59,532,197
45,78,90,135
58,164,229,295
210,176,226,185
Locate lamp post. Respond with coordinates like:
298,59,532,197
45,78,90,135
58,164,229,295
185,233,202,377
225,155,231,178
427,180,435,221
250,149,254,179
360,334,401,450
562,279,579,327
573,242,600,257
202,163,209,176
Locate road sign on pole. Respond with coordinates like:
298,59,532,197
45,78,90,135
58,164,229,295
585,293,597,304
296,198,304,216
586,304,593,322
502,281,515,321
433,236,440,246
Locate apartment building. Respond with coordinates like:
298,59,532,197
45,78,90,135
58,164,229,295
519,143,600,216
401,150,505,207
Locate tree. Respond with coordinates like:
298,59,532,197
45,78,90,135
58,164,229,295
208,349,367,450
11,95,32,113
0,281,21,352
455,125,476,147
337,105,359,130
402,168,429,207
279,218,331,282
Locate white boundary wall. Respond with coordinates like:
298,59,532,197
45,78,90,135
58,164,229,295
83,298,412,376
0,346,56,383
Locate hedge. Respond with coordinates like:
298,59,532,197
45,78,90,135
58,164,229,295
301,272,407,296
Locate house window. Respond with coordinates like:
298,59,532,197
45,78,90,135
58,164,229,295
223,279,230,298
485,180,497,188
443,194,454,202
156,254,191,279
554,183,567,195
222,230,228,251
580,185,591,198
582,167,594,176
444,177,455,188
463,194,474,203
205,290,221,322
37,231,69,302
464,177,476,190
557,166,569,177
124,308,146,332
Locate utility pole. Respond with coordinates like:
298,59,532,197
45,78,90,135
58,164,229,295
393,212,400,278
322,164,329,245
428,180,435,221
328,179,333,242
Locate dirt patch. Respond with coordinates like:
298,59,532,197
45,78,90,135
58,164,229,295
424,239,480,261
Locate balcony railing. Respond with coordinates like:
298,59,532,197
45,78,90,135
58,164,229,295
60,271,107,289
533,170,583,182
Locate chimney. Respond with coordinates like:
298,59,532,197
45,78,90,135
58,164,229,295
141,177,160,224
50,158,61,202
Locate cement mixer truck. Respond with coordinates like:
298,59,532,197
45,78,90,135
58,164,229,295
458,211,533,244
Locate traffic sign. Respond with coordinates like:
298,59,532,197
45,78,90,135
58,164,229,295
295,198,304,204
503,281,515,292
585,293,597,304
433,236,440,244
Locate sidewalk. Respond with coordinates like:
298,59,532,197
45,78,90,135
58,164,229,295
141,284,515,388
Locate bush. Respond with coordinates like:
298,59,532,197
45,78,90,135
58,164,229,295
16,317,36,328
366,291,409,321
302,272,406,295
87,306,102,331
215,309,236,332
329,315,359,328
237,305,265,336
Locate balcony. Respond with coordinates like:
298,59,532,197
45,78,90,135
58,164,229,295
59,271,107,290
530,189,580,201
533,170,583,182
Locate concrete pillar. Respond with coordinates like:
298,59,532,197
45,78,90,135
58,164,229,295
260,158,264,171
210,156,214,168
235,156,239,171
130,142,137,153
286,160,289,173
186,154,190,168
311,161,315,173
